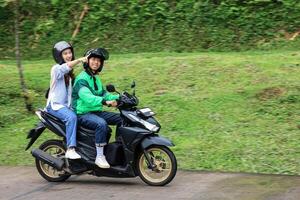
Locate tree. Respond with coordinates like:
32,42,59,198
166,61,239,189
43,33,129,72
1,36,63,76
1,0,33,112
15,0,33,112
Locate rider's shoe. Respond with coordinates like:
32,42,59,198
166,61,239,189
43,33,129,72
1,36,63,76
65,148,81,159
95,156,110,168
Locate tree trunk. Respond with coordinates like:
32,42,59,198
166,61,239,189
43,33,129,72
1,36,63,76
71,4,89,41
14,0,33,112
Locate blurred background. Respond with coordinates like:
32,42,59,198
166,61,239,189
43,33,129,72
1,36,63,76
0,0,299,175
1,0,300,58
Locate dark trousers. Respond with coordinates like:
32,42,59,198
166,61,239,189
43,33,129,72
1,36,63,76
78,111,122,146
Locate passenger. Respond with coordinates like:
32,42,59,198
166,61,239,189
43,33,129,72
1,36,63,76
46,41,87,159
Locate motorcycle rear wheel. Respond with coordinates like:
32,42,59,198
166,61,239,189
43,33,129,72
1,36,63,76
137,146,177,186
35,140,70,182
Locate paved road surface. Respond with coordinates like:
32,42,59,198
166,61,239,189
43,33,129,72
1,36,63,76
0,166,299,200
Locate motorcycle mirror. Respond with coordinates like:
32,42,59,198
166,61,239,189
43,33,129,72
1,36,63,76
106,84,116,93
131,81,136,96
131,81,136,89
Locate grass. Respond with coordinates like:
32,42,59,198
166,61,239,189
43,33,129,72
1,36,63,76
0,50,299,175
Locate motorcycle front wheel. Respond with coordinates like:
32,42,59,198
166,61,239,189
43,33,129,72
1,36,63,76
137,146,177,186
35,140,71,182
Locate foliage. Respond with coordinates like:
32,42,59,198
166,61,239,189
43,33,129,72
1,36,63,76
0,51,299,175
1,0,300,58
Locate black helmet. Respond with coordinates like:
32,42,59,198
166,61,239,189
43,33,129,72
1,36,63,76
52,41,74,64
83,48,109,73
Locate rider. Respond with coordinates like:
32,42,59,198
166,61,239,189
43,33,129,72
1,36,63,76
47,41,87,159
72,48,122,168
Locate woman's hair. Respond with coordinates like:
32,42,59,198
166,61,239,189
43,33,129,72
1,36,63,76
65,69,76,86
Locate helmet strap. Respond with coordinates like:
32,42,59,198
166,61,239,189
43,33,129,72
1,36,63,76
85,67,99,91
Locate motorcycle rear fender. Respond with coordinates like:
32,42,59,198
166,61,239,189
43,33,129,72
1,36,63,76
141,135,175,149
26,110,65,150
25,121,46,150
39,110,65,137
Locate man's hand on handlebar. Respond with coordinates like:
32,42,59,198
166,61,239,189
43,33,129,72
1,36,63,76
105,100,118,107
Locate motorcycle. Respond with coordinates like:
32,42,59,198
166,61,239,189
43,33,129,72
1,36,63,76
26,82,177,186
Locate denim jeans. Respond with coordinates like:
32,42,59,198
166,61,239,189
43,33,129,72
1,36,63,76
78,111,122,146
46,105,77,147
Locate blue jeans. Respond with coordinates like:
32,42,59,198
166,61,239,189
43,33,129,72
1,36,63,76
47,106,77,147
78,111,122,146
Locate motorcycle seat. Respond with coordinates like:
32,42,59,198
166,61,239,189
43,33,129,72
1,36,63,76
39,109,112,134
41,109,64,126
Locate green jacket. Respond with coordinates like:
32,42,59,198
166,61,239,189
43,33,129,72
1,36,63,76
72,71,119,114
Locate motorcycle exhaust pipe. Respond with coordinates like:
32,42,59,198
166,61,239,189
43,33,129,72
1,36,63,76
31,149,64,170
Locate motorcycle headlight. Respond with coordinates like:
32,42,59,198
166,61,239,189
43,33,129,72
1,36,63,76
128,114,159,132
137,107,155,117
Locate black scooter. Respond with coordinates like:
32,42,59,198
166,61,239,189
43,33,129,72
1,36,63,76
26,82,177,186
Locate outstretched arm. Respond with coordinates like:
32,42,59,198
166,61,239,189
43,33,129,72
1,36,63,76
66,56,87,69
52,56,88,79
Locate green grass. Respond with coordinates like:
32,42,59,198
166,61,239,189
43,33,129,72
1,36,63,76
0,50,300,175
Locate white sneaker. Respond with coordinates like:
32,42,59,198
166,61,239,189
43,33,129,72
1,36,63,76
95,156,110,168
65,148,81,159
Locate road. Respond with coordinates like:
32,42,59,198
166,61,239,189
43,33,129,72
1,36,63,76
0,166,299,200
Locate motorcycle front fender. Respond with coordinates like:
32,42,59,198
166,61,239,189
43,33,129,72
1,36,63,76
141,135,175,149
25,121,46,150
